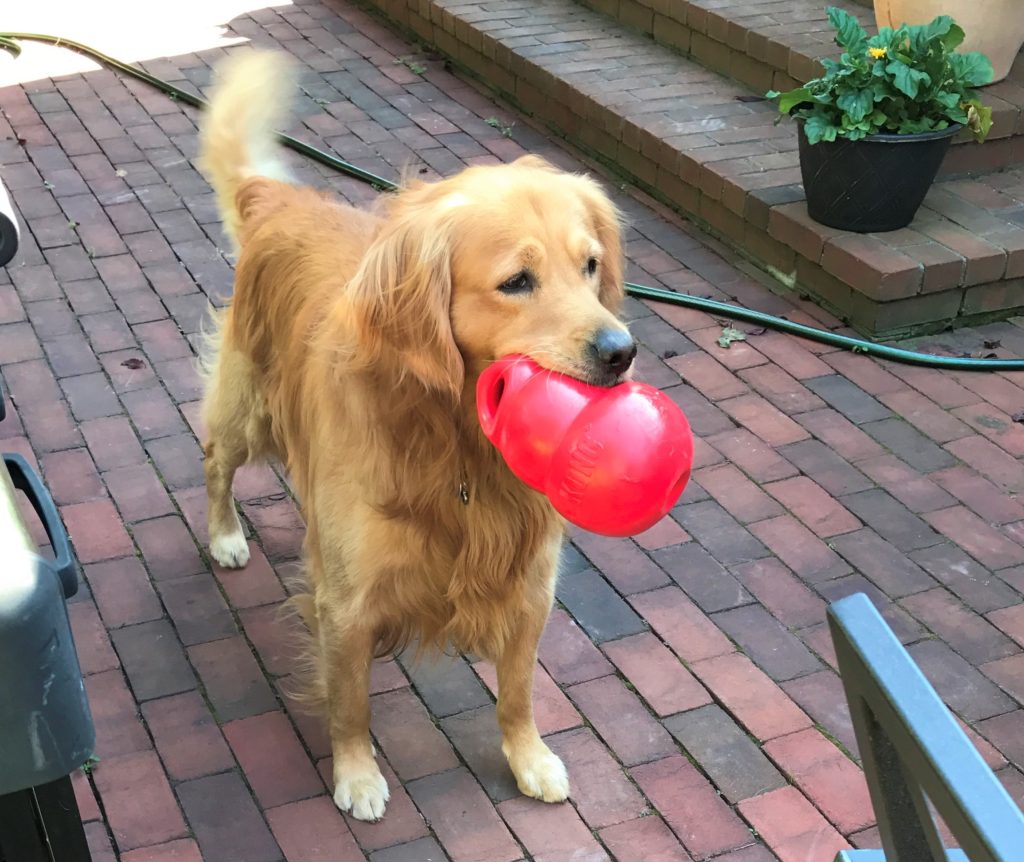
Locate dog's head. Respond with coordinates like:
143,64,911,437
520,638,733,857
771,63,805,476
350,155,633,398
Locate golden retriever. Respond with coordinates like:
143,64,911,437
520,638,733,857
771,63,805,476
196,50,636,821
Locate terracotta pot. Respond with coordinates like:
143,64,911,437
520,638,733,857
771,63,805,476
874,0,1024,84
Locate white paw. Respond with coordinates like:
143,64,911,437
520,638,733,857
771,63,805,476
210,531,250,568
507,745,570,803
333,765,390,821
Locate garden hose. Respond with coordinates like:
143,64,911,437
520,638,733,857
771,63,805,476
4,31,1024,372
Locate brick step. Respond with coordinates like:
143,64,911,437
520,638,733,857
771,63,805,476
360,0,1024,338
574,0,1024,175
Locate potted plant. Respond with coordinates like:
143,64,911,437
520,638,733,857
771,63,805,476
875,1,1024,84
767,8,994,233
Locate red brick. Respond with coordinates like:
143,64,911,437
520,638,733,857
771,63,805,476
603,632,711,716
572,532,670,593
794,408,886,462
705,428,798,482
142,690,234,781
751,331,833,379
902,588,1017,665
86,822,118,862
61,498,134,563
121,840,203,862
80,415,147,470
545,727,647,829
824,351,905,397
878,389,971,444
981,653,1024,704
177,771,281,862
73,768,101,823
718,393,810,446
599,817,692,862
371,687,460,781
631,755,751,859
946,435,1024,493
925,506,1024,570
764,729,874,834
188,635,278,722
92,751,188,852
85,669,151,758
105,462,176,522
693,463,783,524
731,558,826,629
121,386,188,440
212,541,286,608
69,599,120,674
86,556,162,628
629,586,734,663
567,675,676,766
498,796,608,861
749,515,851,583
266,796,364,862
783,671,859,756
855,455,956,514
692,651,812,741
738,786,850,862
40,447,103,505
739,364,825,416
132,515,205,580
989,604,1024,648
538,607,613,685
765,476,861,538
242,497,305,562
633,515,690,550
666,351,747,401
223,711,324,808
952,401,1024,458
406,768,522,862
932,465,1024,525
472,661,580,736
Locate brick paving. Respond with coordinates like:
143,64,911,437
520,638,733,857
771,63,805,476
2,1,1024,860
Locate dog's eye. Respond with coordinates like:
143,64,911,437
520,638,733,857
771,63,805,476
586,257,599,276
498,270,535,295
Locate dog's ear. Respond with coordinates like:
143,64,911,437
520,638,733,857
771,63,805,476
577,178,625,312
349,202,464,397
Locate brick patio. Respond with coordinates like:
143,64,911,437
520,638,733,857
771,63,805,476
2,0,1024,860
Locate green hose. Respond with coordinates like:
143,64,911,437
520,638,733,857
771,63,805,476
4,31,1022,371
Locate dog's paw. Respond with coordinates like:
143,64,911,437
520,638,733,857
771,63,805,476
333,764,390,822
507,743,570,803
210,532,250,569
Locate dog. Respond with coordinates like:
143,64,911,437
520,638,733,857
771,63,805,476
196,49,636,821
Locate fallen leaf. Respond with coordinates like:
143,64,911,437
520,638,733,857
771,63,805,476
1012,411,1024,424
121,357,145,370
984,339,1001,350
717,326,747,349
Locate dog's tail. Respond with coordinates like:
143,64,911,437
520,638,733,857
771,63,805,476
198,50,296,252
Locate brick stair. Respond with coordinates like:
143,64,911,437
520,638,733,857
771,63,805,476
359,0,1024,338
576,0,1024,175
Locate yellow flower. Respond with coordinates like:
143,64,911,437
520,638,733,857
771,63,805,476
869,46,887,59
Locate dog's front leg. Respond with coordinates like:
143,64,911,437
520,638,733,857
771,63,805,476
496,554,570,803
318,595,389,821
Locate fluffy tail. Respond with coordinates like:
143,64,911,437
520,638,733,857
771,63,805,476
198,50,296,252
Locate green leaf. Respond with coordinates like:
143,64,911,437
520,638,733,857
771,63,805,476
773,86,813,114
934,90,960,109
836,87,874,122
826,6,867,54
887,59,931,98
950,52,994,88
804,112,839,144
940,22,965,52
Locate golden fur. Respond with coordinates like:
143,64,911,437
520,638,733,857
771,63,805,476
197,49,634,821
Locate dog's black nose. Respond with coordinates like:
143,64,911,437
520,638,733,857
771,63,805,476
591,328,637,376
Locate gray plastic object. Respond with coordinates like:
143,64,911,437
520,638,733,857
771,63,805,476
0,172,18,268
0,452,95,795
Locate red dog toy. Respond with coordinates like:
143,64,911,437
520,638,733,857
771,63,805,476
477,355,693,537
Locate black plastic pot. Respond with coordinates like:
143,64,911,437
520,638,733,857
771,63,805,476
797,122,960,233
